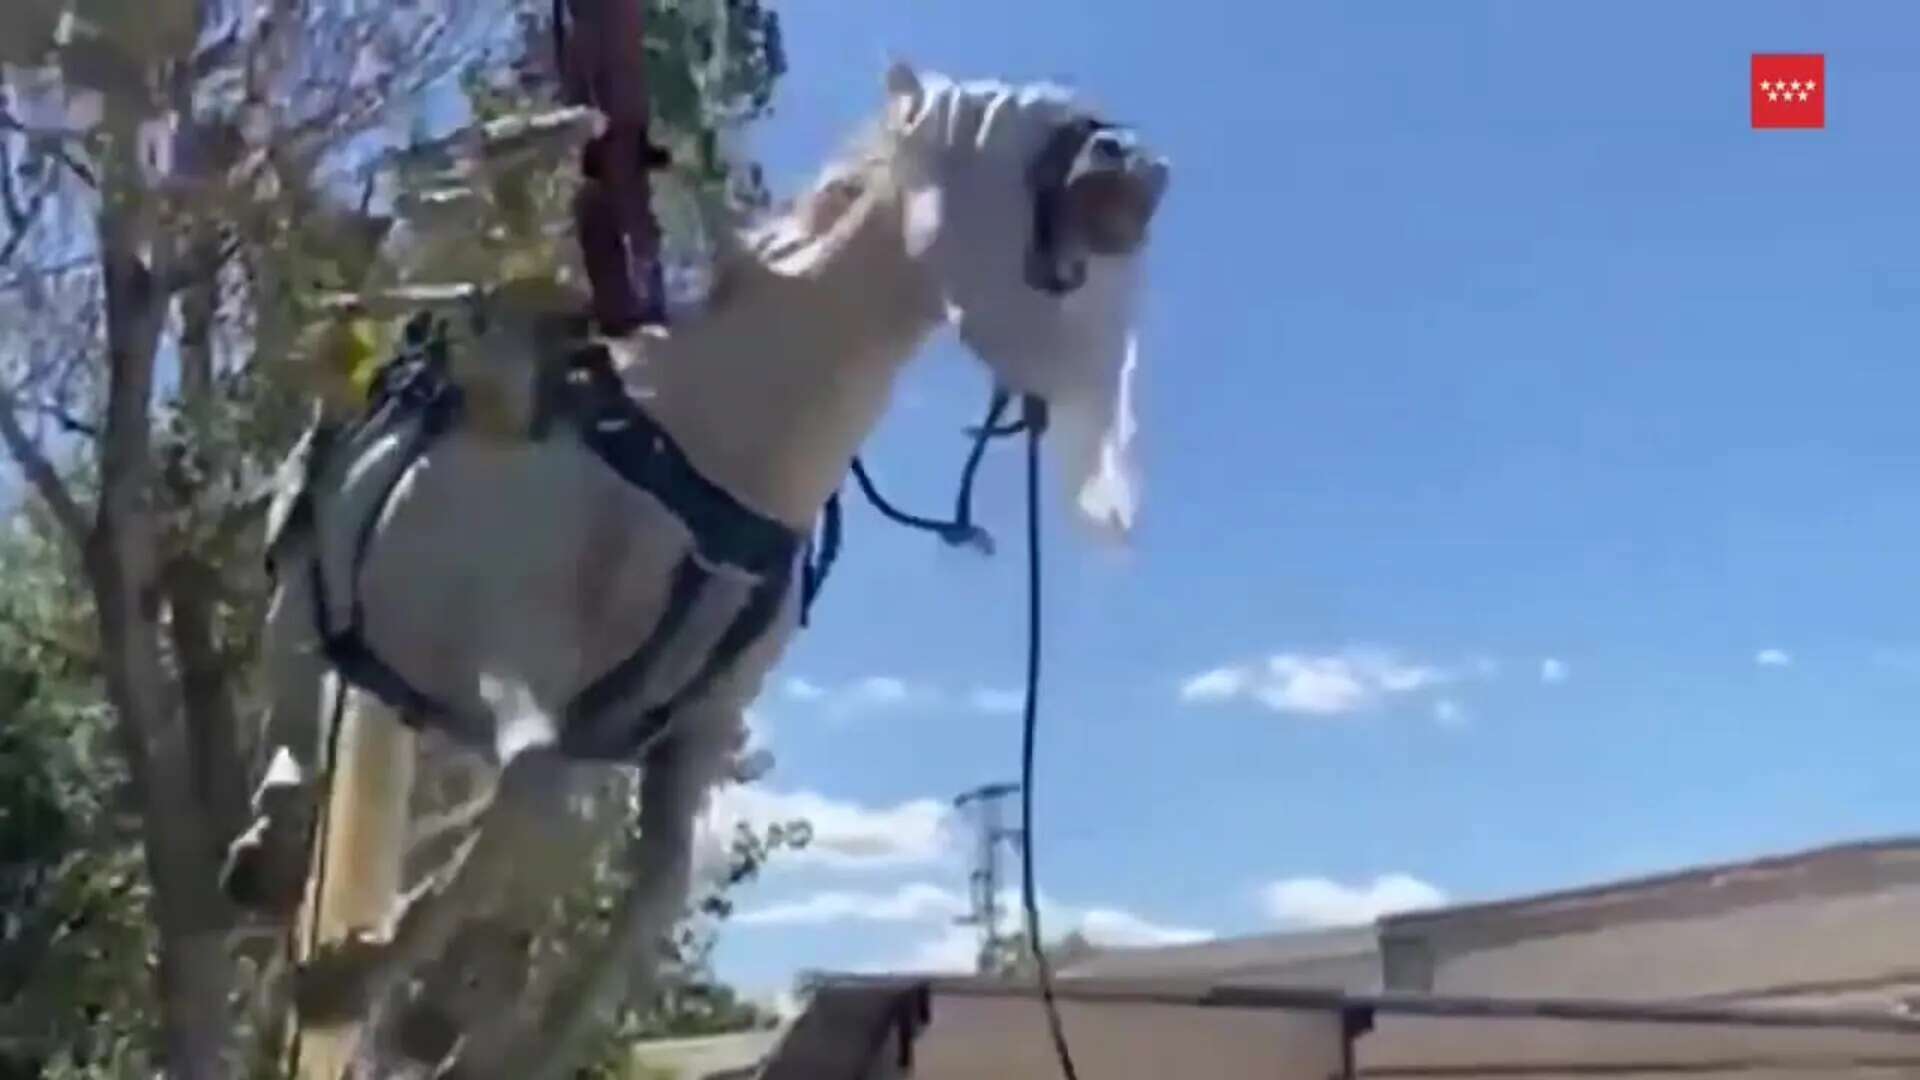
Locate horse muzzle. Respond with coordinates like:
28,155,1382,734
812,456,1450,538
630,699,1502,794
1056,118,1170,255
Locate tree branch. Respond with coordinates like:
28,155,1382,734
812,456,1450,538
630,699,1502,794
163,230,243,295
0,384,90,545
0,138,53,268
0,137,25,226
28,396,99,437
0,253,99,292
405,791,495,871
0,111,99,188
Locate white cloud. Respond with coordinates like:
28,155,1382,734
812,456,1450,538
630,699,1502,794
700,785,955,873
1755,648,1792,668
1180,666,1250,703
782,676,826,702
883,906,1213,973
778,673,933,716
744,708,773,748
894,925,983,974
1540,658,1569,684
738,883,968,927
967,687,1026,715
741,883,1206,949
1181,649,1454,716
731,709,778,783
1432,698,1467,729
1260,874,1448,928
849,675,912,706
1075,907,1213,948
809,888,1212,974
1261,655,1374,713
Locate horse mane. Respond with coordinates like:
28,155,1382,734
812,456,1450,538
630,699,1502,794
706,74,1080,287
699,114,904,302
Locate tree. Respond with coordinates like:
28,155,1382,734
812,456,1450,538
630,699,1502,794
572,819,810,1076
0,513,158,1077
0,0,788,1074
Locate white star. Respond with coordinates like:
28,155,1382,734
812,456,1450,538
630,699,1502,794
1790,80,1802,91
1806,80,1818,92
1759,80,1772,91
1798,90,1809,101
1767,90,1779,101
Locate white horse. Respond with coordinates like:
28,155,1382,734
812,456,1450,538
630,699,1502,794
231,61,1169,1077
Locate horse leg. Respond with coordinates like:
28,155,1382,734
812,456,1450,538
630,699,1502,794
387,916,536,1069
294,742,574,1024
388,772,604,1070
220,556,330,917
448,704,746,1080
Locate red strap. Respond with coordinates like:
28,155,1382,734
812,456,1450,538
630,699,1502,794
556,0,667,332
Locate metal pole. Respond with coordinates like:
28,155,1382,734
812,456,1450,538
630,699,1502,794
953,782,1023,974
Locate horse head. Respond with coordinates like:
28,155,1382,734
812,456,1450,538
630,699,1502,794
883,62,1171,539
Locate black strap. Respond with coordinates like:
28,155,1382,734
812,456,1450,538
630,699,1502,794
1026,118,1113,296
308,329,811,765
308,332,466,725
560,553,709,759
307,325,1072,769
638,560,792,741
568,343,800,574
799,492,842,627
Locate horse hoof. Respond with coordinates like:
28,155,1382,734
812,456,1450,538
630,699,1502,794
295,931,389,1023
219,815,307,918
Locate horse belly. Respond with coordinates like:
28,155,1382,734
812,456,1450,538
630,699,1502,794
355,437,693,731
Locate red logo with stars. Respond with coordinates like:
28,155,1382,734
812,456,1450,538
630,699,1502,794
1752,54,1823,129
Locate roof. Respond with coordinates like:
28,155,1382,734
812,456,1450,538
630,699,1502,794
1045,836,1920,1004
1380,834,1920,952
766,974,1920,1079
1057,925,1379,986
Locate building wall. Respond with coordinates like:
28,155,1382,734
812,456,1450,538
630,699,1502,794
909,995,1346,1080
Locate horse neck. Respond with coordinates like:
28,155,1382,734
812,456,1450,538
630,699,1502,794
636,191,943,530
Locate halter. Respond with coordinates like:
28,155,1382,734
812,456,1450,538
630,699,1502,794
1025,117,1138,295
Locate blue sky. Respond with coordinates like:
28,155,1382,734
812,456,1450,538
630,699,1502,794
697,0,1920,994
5,0,1919,1006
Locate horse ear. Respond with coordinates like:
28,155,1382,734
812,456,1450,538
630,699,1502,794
884,60,924,127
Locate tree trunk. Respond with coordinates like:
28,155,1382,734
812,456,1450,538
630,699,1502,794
166,558,254,847
170,249,254,845
88,205,236,1079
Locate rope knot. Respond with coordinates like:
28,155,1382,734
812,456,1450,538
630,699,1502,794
941,523,995,555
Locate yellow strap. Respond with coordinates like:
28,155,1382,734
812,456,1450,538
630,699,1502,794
308,315,388,412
